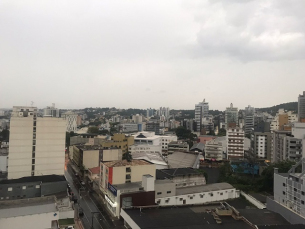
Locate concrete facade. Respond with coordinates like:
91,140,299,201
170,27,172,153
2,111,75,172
8,106,66,179
299,91,305,122
227,127,244,160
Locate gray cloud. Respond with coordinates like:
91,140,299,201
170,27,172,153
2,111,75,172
0,0,304,110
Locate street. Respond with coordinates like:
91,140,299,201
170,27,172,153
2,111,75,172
65,163,115,229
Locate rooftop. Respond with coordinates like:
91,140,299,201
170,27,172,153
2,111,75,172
113,181,142,191
176,183,234,196
0,175,66,185
0,196,57,218
88,166,100,174
103,159,152,167
156,168,200,180
167,152,198,168
123,205,253,229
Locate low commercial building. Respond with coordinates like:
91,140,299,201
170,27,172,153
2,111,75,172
130,145,167,169
101,133,134,154
0,175,67,201
156,168,206,188
0,196,60,229
120,123,139,133
168,141,189,152
72,145,122,170
155,182,239,206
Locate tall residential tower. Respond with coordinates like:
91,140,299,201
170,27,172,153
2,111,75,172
195,99,209,132
8,106,66,179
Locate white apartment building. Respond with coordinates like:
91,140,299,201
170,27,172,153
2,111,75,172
205,139,223,161
299,91,305,122
225,103,238,129
195,99,209,132
227,127,244,160
272,159,305,220
132,132,177,150
132,114,142,124
8,106,66,179
62,111,77,132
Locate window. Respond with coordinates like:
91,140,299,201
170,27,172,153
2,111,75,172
294,188,297,192
302,191,305,196
22,186,26,190
283,191,285,195
220,193,223,195
35,185,40,189
302,201,305,205
28,185,34,188
294,197,297,200
283,183,286,187
190,196,193,199
210,193,213,196
157,192,162,195
167,191,171,194
8,187,12,191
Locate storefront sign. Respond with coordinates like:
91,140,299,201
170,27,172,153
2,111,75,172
108,182,117,196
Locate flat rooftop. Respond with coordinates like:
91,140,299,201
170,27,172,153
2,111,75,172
176,183,234,196
0,196,57,219
123,206,253,229
156,168,200,180
113,182,142,191
103,159,152,167
0,175,66,184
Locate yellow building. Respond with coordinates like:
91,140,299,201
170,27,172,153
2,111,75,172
101,134,134,154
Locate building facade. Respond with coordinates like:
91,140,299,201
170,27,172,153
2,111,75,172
8,106,66,179
227,127,244,160
62,111,78,132
205,139,223,161
299,91,305,122
225,103,238,129
195,99,209,132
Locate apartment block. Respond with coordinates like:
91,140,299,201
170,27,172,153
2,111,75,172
225,103,238,129
299,91,305,122
205,139,223,161
227,127,244,160
8,106,66,179
195,99,209,132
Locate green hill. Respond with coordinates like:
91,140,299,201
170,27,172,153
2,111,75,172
257,102,297,115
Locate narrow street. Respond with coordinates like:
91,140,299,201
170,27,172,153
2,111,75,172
65,163,116,229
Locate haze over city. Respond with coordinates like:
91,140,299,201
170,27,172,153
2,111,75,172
1,0,305,110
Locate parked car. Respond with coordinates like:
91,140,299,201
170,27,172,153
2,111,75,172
65,226,74,229
78,207,84,217
81,180,85,186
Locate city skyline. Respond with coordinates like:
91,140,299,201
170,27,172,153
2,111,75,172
1,0,305,110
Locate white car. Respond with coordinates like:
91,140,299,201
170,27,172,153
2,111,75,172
65,226,74,229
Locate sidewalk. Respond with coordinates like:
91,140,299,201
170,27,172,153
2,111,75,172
90,191,124,228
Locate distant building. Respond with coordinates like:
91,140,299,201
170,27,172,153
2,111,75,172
195,99,209,132
298,91,305,122
225,103,238,129
8,106,66,179
227,127,244,160
120,123,138,133
43,103,59,117
62,111,78,132
168,141,189,152
132,132,177,150
205,139,223,161
244,105,255,135
146,108,155,118
132,114,142,124
146,121,160,135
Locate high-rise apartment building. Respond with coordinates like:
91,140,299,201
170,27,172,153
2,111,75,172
146,108,155,118
195,99,209,132
225,103,238,129
227,127,244,160
244,105,255,135
62,111,77,132
8,106,66,179
299,91,305,122
43,103,59,117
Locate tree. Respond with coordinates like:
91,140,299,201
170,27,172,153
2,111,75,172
218,128,226,136
175,126,192,139
123,151,132,162
88,126,99,134
0,129,9,141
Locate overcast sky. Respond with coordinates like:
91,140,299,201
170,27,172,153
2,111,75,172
1,0,305,111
